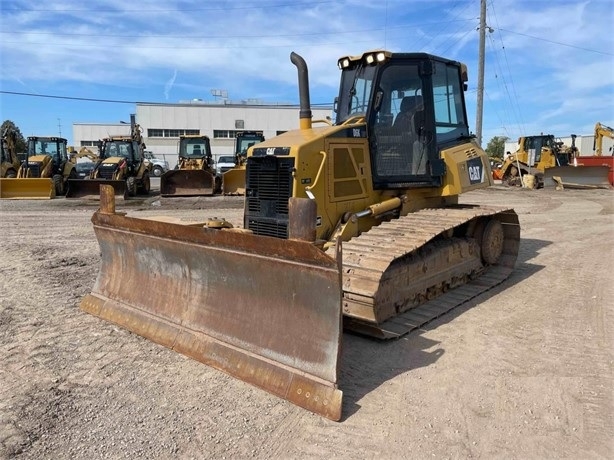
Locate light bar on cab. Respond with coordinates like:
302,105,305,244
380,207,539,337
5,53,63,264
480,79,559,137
337,50,392,69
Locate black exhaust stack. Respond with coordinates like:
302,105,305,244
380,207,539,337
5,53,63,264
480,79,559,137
290,52,313,130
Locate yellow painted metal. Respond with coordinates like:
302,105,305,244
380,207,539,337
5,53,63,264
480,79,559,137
0,178,55,199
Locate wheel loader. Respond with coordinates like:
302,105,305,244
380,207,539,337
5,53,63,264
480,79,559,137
80,50,521,421
0,136,77,199
221,131,265,195
500,134,610,189
66,116,151,199
160,135,220,196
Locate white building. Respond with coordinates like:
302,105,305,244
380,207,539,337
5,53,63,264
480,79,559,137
72,101,333,169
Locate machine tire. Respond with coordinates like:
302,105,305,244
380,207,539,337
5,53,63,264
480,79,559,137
6,170,17,178
53,174,63,196
140,172,151,195
152,166,163,177
126,176,137,196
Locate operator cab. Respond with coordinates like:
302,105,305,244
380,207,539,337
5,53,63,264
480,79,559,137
25,137,68,176
335,51,471,189
180,136,212,163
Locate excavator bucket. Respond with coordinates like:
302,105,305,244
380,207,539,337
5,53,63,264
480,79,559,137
65,179,127,200
0,178,55,199
222,168,246,195
80,186,343,420
160,170,217,196
543,165,611,189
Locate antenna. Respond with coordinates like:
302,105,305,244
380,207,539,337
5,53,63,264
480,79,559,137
57,118,62,137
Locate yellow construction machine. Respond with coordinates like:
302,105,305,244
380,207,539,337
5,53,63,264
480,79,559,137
0,136,77,199
80,51,521,421
0,128,20,178
66,116,151,199
160,135,219,196
499,134,610,189
221,131,265,195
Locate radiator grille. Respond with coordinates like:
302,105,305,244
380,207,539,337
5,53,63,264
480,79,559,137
245,156,294,239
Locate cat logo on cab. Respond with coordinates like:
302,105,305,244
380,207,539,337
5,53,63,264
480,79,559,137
467,157,484,185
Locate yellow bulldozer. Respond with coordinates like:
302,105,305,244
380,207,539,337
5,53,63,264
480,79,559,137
499,134,610,189
221,131,265,195
79,50,520,421
1,128,20,179
66,116,151,199
160,135,219,196
0,135,77,199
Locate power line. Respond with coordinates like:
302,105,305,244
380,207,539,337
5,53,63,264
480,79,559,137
0,90,333,107
498,28,613,56
0,1,335,13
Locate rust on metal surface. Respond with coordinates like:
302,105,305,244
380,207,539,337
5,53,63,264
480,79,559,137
66,179,128,199
81,208,343,420
543,165,612,189
288,197,317,242
160,170,217,196
331,206,521,339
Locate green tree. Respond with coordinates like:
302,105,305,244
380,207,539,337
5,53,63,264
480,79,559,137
1,120,27,152
485,136,509,159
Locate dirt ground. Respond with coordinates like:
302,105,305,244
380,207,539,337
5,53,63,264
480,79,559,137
0,184,612,459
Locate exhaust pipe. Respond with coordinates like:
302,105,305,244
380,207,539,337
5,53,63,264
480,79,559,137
290,52,312,130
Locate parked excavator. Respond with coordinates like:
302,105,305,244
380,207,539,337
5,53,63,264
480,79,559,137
221,130,265,195
0,127,20,178
66,115,151,199
80,50,521,421
160,135,219,196
499,134,609,189
0,135,77,199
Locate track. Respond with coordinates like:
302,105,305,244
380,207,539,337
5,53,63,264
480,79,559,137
332,205,520,339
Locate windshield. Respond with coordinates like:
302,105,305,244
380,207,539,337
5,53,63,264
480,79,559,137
180,139,210,158
218,156,235,164
27,138,67,162
336,64,377,123
237,138,260,156
104,141,132,159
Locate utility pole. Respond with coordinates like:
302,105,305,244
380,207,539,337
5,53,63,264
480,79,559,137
57,118,62,137
476,0,486,147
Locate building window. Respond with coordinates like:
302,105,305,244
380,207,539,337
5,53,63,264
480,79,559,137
80,140,98,147
213,130,257,139
147,129,200,138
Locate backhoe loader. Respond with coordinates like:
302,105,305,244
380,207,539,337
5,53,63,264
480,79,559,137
221,131,265,195
80,50,521,421
0,128,20,179
0,136,77,199
160,135,219,196
66,116,151,199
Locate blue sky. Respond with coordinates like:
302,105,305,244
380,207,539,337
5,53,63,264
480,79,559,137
1,0,612,146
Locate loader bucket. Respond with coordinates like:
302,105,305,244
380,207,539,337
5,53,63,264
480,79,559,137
543,165,611,189
80,186,343,420
65,179,127,199
222,168,246,195
160,170,217,196
0,178,55,199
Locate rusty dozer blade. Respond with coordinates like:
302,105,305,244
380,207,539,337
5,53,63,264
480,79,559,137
160,169,217,197
543,165,611,189
65,179,127,199
222,168,246,195
80,185,343,420
0,178,55,199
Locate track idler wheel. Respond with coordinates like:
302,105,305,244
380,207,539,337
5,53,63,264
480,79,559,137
475,218,504,265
